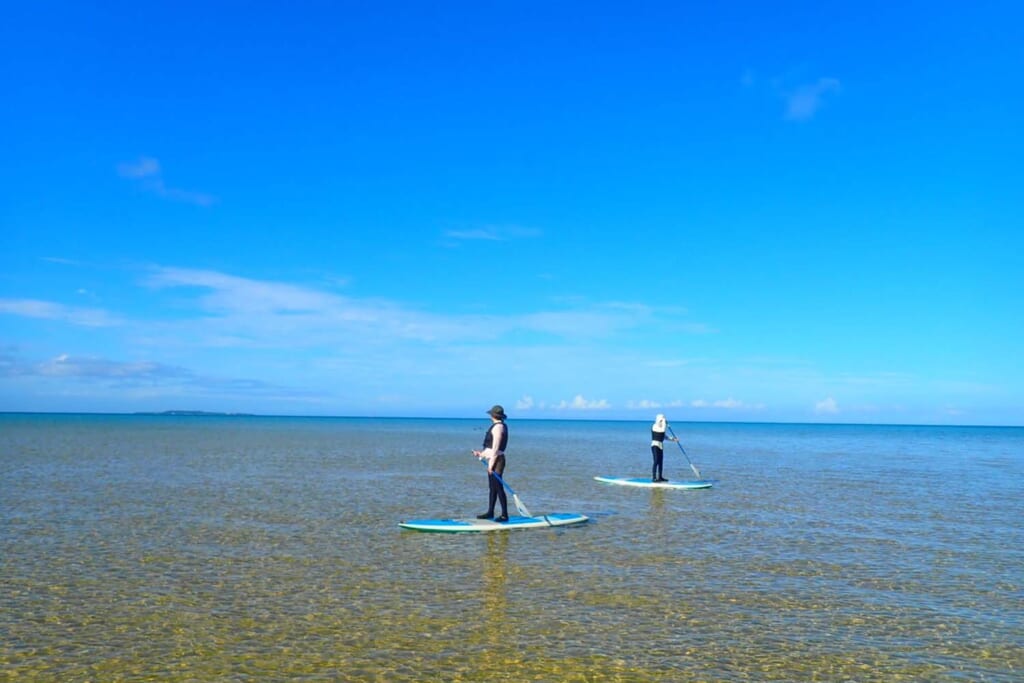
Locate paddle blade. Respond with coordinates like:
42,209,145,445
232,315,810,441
669,427,703,480
511,493,532,517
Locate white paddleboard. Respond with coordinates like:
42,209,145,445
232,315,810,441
594,475,713,490
399,512,589,533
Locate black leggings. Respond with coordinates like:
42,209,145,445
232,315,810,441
651,445,664,480
487,455,508,516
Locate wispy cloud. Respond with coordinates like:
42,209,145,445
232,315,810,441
553,394,610,410
442,224,542,245
630,399,663,410
146,267,343,315
515,395,535,410
784,77,841,121
444,228,504,241
626,399,686,410
117,156,217,207
1,265,716,412
1,351,187,383
521,308,646,337
645,358,707,369
142,266,480,346
0,298,122,327
691,398,747,409
41,256,84,266
38,353,186,380
0,348,23,377
815,397,839,414
11,352,315,401
117,157,161,179
743,70,842,121
140,266,708,349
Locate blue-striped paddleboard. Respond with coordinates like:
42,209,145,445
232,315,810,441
399,512,589,533
594,476,713,490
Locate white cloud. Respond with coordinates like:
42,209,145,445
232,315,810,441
521,308,651,337
154,184,217,207
1,265,718,412
444,228,503,241
815,397,839,414
147,267,342,314
785,78,841,121
117,156,217,206
691,398,745,410
0,298,121,327
629,399,662,409
744,70,841,121
117,156,161,179
39,354,174,379
143,266,486,345
554,394,610,410
627,399,686,410
647,360,685,369
140,266,712,350
17,352,310,401
442,225,541,245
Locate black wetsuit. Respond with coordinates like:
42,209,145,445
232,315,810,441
483,421,509,517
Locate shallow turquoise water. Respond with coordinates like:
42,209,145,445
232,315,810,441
2,415,1022,681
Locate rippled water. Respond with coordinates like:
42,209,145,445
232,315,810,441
2,414,1022,681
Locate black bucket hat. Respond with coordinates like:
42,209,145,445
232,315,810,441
487,404,507,420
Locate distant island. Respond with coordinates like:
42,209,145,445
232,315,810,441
134,410,257,417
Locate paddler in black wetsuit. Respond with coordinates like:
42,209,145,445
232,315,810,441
472,404,509,522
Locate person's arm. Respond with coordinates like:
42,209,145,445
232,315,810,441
484,423,506,472
489,424,507,472
473,423,501,470
665,422,679,441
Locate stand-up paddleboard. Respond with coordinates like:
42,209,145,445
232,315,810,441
594,476,713,490
399,512,588,533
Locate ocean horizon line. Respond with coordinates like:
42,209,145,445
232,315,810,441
1,410,1020,430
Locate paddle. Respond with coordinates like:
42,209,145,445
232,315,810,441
476,456,532,517
667,425,703,480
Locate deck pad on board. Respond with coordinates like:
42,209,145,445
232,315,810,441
594,476,713,490
399,512,588,533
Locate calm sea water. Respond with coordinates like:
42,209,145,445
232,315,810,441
2,414,1021,681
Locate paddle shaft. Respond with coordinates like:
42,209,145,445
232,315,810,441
667,426,702,479
476,455,532,517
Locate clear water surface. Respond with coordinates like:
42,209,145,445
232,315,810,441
2,414,1021,681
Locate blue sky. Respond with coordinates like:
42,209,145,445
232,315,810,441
2,1,1022,425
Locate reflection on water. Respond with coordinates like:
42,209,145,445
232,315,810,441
1,415,1022,681
481,532,508,672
